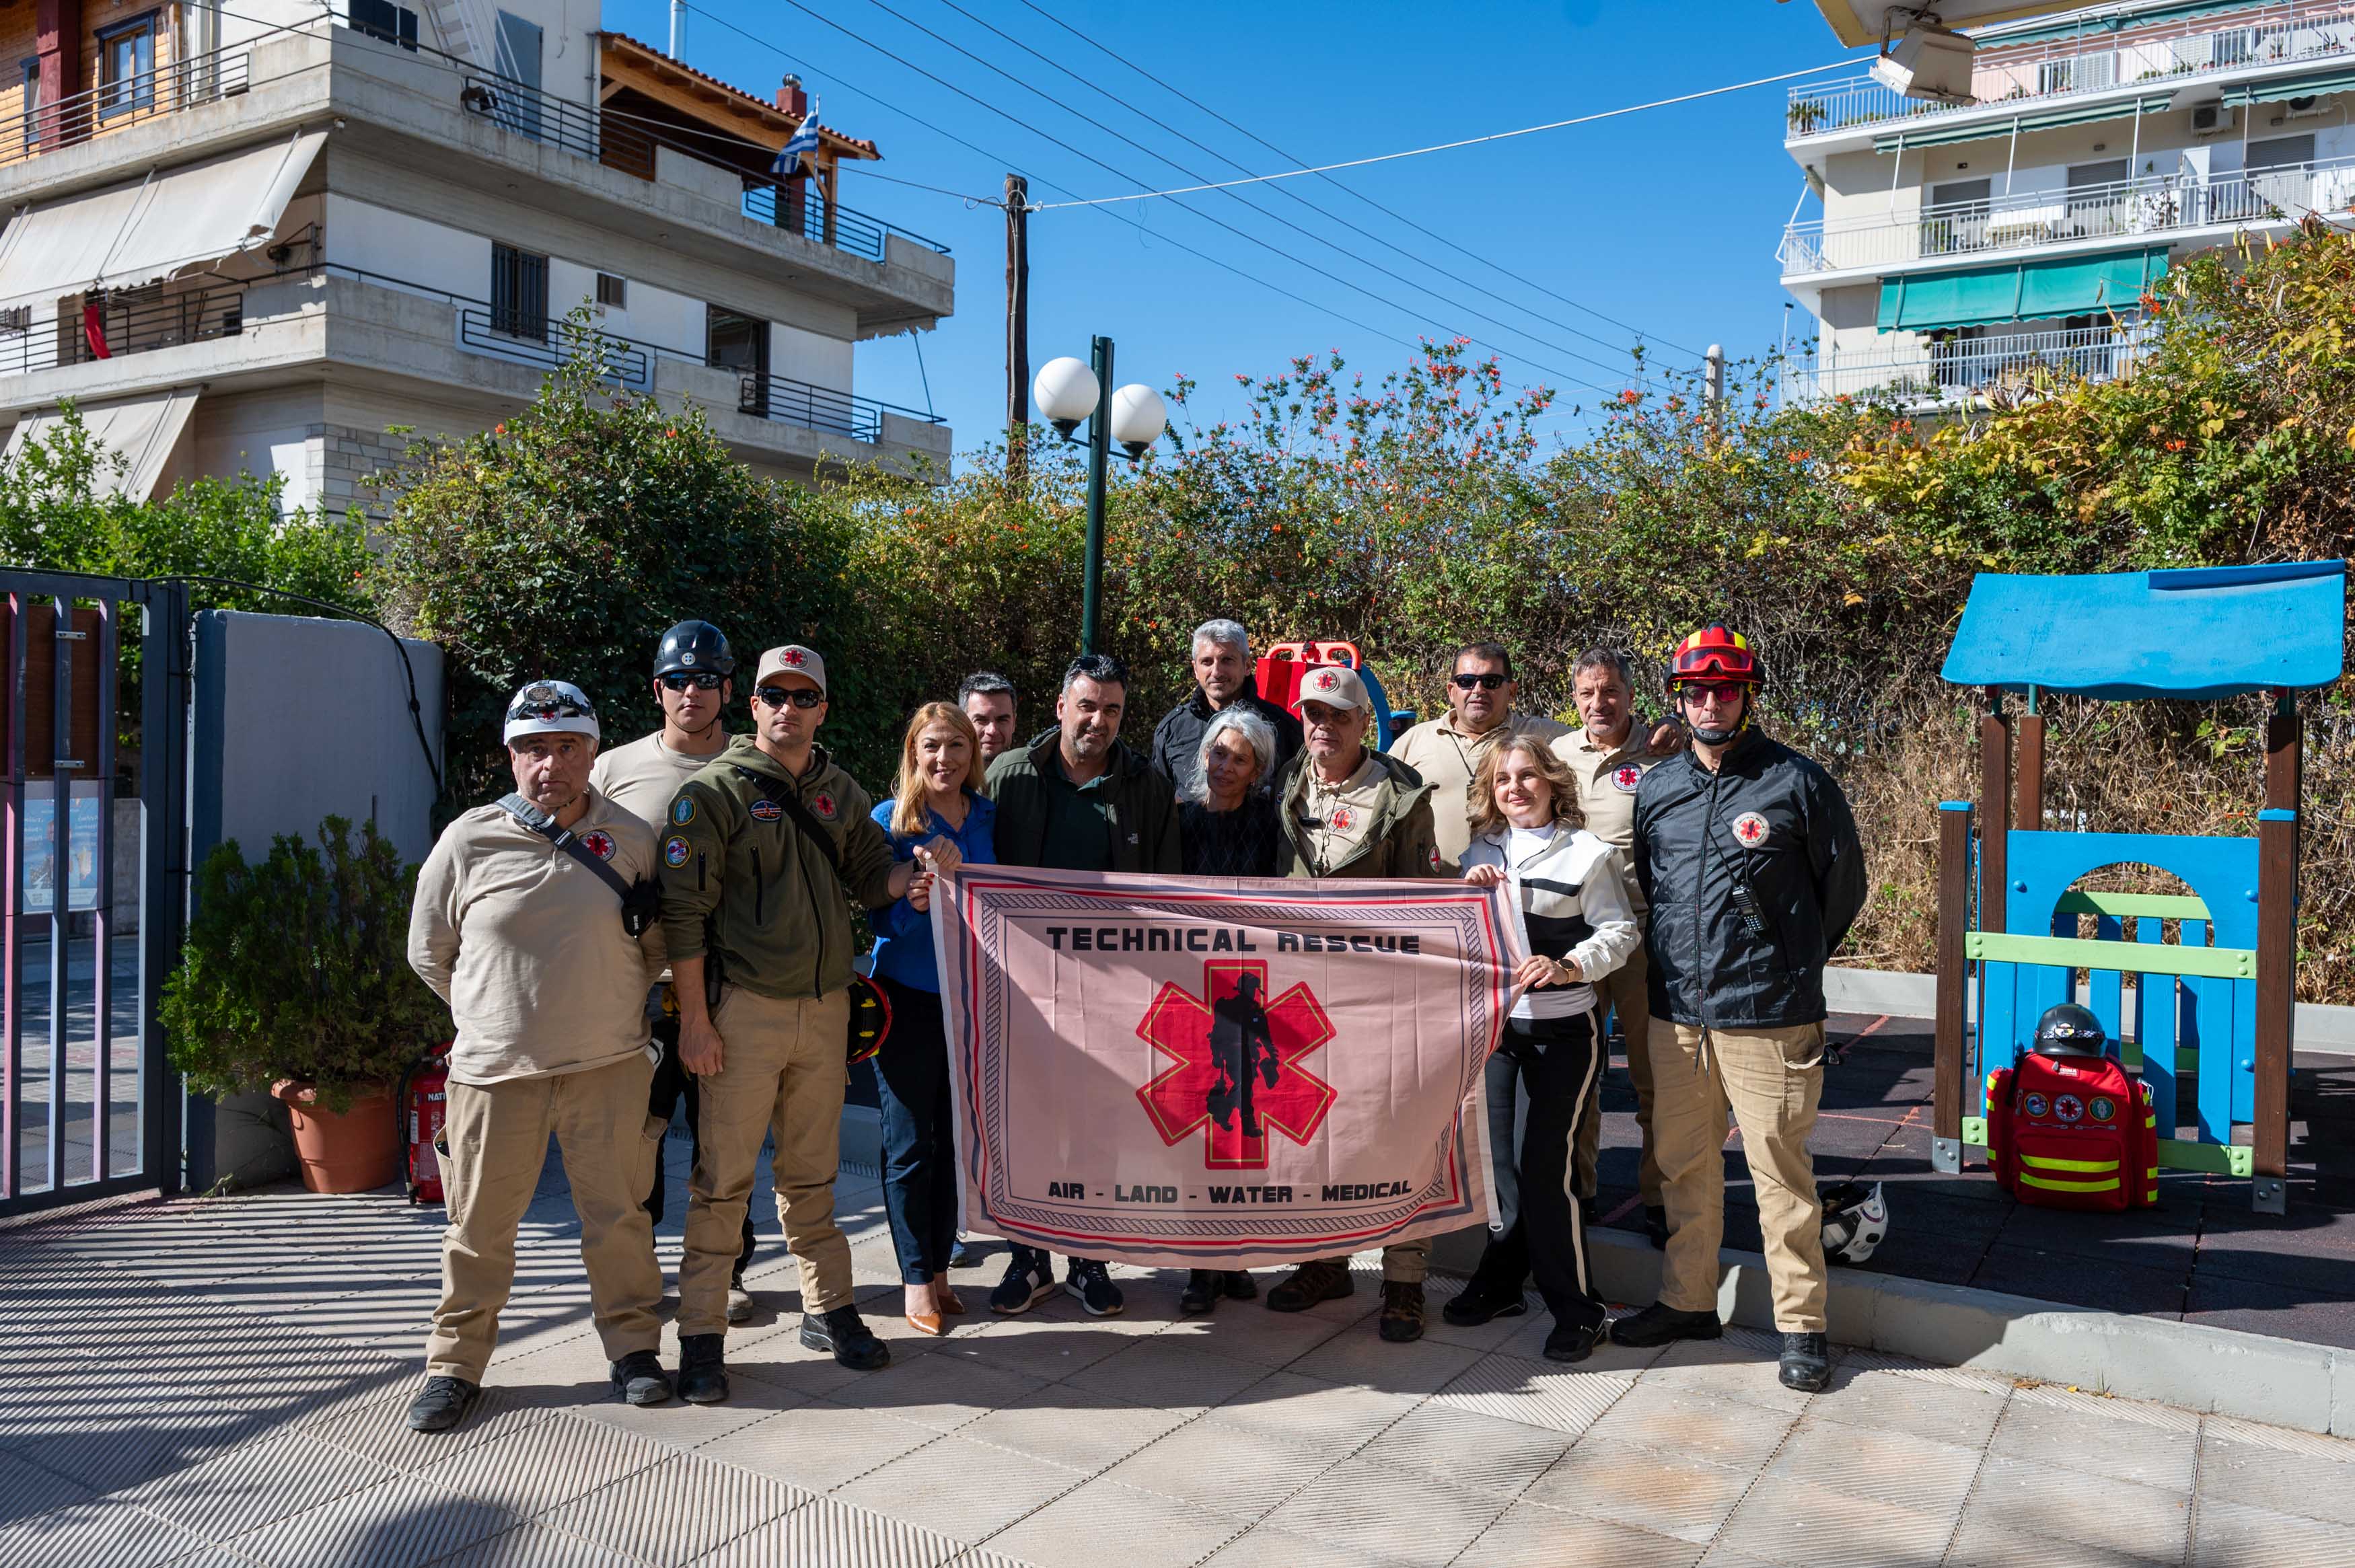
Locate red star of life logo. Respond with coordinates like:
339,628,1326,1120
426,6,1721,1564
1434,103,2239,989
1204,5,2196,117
1733,811,1768,846
1135,959,1337,1170
781,647,807,666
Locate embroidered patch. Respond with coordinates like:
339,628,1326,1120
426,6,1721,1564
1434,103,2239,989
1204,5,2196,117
670,796,696,826
1426,845,1442,872
2023,1092,2050,1119
1313,669,1342,693
2054,1094,2085,1124
1611,764,1643,793
2089,1096,2117,1123
811,791,838,820
782,647,807,666
1731,811,1770,847
581,830,616,860
681,650,698,667
663,835,691,868
1330,806,1356,831
748,798,783,822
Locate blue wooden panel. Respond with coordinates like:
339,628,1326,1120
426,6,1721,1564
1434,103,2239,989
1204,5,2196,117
2134,918,2179,1136
2089,914,2125,1038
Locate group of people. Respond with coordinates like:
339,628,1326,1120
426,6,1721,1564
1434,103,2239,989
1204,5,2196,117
400,612,1864,1434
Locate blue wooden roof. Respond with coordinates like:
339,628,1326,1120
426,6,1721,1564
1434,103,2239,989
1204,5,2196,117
1941,561,2347,699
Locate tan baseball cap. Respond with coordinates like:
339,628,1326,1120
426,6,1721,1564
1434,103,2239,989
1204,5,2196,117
1293,663,1369,714
754,644,828,694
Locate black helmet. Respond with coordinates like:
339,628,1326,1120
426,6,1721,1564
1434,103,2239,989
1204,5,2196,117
2032,1002,2109,1059
654,620,734,678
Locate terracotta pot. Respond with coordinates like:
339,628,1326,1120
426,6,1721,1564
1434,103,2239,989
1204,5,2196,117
272,1080,400,1194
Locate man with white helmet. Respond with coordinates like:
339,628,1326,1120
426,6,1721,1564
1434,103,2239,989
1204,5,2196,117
405,680,672,1433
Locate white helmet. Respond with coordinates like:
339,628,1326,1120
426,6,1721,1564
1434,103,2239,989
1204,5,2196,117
1820,1181,1889,1265
503,679,600,745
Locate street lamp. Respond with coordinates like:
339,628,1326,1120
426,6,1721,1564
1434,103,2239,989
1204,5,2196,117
1032,335,1167,655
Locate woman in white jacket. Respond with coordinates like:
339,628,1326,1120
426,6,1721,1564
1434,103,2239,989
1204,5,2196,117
1449,735,1641,1363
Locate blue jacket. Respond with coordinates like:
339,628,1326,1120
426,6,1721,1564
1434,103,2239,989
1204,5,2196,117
867,792,997,993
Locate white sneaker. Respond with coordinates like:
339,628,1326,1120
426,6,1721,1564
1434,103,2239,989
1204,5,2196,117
727,1279,756,1323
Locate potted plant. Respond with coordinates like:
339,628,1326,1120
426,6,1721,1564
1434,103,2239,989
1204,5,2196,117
1787,100,1827,135
163,816,445,1193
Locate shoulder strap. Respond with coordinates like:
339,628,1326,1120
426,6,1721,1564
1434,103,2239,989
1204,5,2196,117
497,794,633,902
731,766,842,879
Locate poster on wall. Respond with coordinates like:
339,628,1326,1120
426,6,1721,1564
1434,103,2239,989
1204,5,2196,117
22,780,104,914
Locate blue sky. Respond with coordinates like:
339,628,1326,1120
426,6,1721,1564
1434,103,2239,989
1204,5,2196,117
606,0,1875,459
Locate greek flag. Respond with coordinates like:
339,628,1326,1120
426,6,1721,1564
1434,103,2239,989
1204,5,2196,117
772,96,822,180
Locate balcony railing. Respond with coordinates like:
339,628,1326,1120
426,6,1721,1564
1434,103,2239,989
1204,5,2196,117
1780,154,2355,274
1785,0,2355,138
0,272,258,377
0,40,254,167
1788,324,2157,405
736,371,943,446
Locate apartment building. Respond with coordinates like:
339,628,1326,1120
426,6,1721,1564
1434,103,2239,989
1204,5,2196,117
1780,0,2354,406
0,0,954,515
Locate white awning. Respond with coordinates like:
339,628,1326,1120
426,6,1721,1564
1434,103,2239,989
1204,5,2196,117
0,128,326,316
3,387,200,499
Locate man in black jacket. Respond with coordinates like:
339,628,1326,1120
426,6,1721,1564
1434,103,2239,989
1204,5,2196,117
1150,619,1302,798
1611,625,1866,1394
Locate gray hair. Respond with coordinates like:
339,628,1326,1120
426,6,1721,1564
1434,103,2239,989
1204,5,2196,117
1570,647,1637,689
1191,618,1251,660
1190,706,1276,803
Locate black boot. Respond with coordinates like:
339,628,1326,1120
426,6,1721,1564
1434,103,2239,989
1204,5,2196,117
1608,1301,1723,1348
676,1332,729,1404
1266,1257,1353,1312
404,1375,478,1433
1180,1270,1221,1315
1222,1270,1258,1301
609,1350,674,1407
1779,1331,1831,1392
1442,1275,1529,1328
1544,1318,1605,1364
801,1306,891,1371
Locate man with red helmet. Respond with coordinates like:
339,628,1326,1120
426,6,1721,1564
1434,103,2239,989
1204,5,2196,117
1611,625,1866,1394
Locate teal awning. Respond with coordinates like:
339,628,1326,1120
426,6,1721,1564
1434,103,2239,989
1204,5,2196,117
1877,248,2170,331
2221,67,2355,106
1873,94,2173,153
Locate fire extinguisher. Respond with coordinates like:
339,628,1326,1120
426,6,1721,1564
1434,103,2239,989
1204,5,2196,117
397,1043,453,1205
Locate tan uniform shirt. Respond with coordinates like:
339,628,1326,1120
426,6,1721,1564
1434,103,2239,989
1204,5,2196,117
1388,710,1574,875
591,731,725,988
1300,756,1387,876
408,789,667,1086
1554,721,1667,912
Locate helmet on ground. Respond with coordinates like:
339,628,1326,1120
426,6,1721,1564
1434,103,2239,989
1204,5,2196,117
1819,1181,1889,1265
654,620,735,678
503,679,600,744
1667,624,1764,689
2031,1002,2111,1059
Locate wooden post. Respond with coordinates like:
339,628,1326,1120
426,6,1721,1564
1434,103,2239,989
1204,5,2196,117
1932,800,1975,1172
1979,686,2012,935
1005,173,1029,488
2016,685,2045,835
2252,688,2300,1214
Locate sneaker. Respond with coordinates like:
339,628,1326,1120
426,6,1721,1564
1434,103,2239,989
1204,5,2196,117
1644,1205,1669,1251
801,1306,890,1371
1265,1257,1353,1312
949,1237,977,1269
676,1331,729,1405
1779,1331,1831,1392
1543,1319,1604,1364
1441,1276,1529,1328
1377,1281,1426,1343
727,1277,757,1324
1066,1259,1126,1317
1608,1302,1723,1348
404,1375,478,1433
609,1350,674,1407
989,1247,1057,1315
1180,1269,1221,1316
1222,1270,1258,1301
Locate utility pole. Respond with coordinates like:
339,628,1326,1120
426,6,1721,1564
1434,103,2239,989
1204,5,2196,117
1778,303,1793,410
1005,174,1030,487
1704,342,1726,441
1081,334,1112,655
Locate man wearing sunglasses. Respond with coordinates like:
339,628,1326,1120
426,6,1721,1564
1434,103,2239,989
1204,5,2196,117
659,645,959,1397
1390,642,1571,876
1614,624,1865,1397
591,620,760,1321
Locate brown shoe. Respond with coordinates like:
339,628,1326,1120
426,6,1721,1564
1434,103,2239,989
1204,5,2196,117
1379,1281,1426,1343
1265,1257,1354,1312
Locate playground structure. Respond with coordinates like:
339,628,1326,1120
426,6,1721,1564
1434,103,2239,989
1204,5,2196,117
1930,561,2348,1214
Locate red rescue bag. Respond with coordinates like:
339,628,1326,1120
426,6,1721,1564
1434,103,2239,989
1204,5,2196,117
1985,1051,2159,1212
398,1043,453,1205
1255,640,1363,715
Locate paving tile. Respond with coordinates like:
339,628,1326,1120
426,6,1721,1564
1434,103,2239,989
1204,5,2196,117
1709,1473,1957,1567
832,1432,1083,1543
1208,1370,1422,1455
1457,1501,1704,1567
1943,1514,2177,1567
2198,1429,2355,1526
1147,1303,1348,1369
826,1347,1048,1434
1988,1394,2197,1492
1062,1338,1272,1414
1581,1382,1802,1472
1755,1413,1982,1517
2189,1496,2355,1568
988,1476,1247,1568
571,1373,803,1449
1354,1401,1575,1499
412,1412,669,1513
0,1451,91,1530
1636,1332,1816,1415
1522,1442,1758,1546
537,1454,811,1566
683,1494,963,1567
1494,1313,1664,1376
1958,1452,2190,1562
123,1431,394,1542
0,1500,209,1568
694,1399,945,1493
421,1520,645,1567
306,1385,554,1472
1258,1455,1510,1566
225,1472,520,1568
1809,1364,2010,1449
1104,1415,1330,1521
2202,1415,2355,1463
956,1384,1189,1474
1198,1520,1420,1568
943,1320,1138,1381
1282,1328,1482,1395
1428,1352,1632,1436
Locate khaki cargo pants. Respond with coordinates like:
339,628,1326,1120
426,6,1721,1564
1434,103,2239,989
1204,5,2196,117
425,1051,664,1383
1648,1018,1829,1333
1572,946,1659,1207
680,985,854,1336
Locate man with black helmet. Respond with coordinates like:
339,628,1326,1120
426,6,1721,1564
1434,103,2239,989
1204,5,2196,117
591,620,760,1321
1611,624,1867,1395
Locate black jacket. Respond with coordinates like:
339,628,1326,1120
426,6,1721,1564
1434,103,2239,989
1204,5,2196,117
985,732,1184,874
1151,689,1304,800
1633,730,1867,1029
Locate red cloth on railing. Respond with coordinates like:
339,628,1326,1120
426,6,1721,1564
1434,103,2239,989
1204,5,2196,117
81,300,110,360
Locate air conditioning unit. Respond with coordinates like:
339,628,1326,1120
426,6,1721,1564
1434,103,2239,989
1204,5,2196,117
1870,22,1976,106
2190,102,2237,136
2280,94,2325,120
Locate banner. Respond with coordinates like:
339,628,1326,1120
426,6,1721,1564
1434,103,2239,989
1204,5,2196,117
935,866,1523,1269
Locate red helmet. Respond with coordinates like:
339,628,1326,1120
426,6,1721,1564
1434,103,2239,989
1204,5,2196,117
1668,624,1763,689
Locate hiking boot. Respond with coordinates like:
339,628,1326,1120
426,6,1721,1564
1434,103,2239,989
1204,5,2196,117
676,1332,729,1404
1608,1302,1723,1348
1222,1270,1258,1301
404,1375,478,1433
727,1275,756,1324
801,1306,890,1370
1544,1318,1605,1364
990,1246,1056,1315
1180,1270,1221,1316
1441,1275,1529,1328
1779,1331,1832,1392
609,1350,674,1407
1066,1259,1126,1317
1265,1257,1353,1312
1644,1205,1669,1250
1378,1281,1426,1343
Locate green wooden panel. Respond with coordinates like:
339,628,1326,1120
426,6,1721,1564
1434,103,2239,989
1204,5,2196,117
2054,890,2211,920
1961,1117,1988,1148
1966,930,2255,980
2158,1139,2253,1177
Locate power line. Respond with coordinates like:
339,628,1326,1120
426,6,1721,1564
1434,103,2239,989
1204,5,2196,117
1009,0,1702,359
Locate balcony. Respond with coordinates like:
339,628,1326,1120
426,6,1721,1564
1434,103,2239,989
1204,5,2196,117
1780,155,2355,276
1785,0,2355,140
0,38,257,168
1787,323,2157,406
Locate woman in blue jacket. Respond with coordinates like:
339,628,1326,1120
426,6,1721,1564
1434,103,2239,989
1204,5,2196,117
869,701,997,1337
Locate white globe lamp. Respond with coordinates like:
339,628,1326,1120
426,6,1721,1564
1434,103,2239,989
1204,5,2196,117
1109,384,1167,458
1032,357,1099,436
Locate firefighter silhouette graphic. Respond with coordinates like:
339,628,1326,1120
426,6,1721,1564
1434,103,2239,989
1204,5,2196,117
1206,973,1280,1137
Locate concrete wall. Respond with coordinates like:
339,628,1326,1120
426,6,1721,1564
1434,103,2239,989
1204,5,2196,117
324,193,493,304
772,320,854,394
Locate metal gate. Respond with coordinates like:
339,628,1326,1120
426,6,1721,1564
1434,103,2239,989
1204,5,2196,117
2,570,190,1218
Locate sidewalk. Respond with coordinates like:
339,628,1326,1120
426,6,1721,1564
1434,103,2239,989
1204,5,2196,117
5,1116,2355,1567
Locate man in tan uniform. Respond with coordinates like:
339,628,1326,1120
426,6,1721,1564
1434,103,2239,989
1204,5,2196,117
405,679,670,1433
1266,663,1445,1343
1389,642,1570,876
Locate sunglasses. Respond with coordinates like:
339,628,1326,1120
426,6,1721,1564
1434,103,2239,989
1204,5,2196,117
1451,672,1509,692
756,685,825,709
660,672,724,692
1680,682,1747,704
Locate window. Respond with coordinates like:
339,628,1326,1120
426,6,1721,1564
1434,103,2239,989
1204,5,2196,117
351,0,420,50
2065,159,2132,233
2247,133,2316,173
1923,178,1990,256
595,272,627,308
492,11,543,139
98,15,157,120
491,244,548,342
20,59,38,147
707,305,769,414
